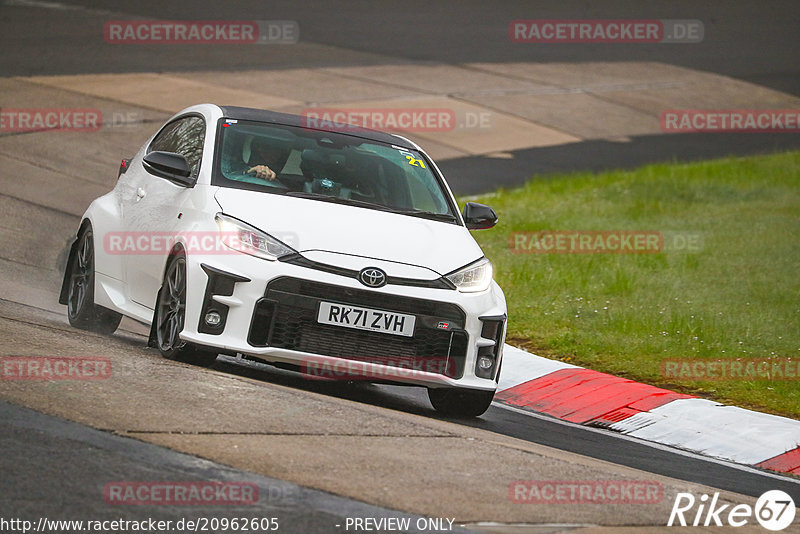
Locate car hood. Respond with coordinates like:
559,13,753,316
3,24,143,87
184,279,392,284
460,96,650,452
213,187,484,276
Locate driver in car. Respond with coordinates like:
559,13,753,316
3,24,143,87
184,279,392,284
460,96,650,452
228,138,289,181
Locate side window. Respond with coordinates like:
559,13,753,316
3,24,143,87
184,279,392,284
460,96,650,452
148,116,206,176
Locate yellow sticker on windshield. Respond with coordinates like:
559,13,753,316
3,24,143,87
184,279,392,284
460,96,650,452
404,155,426,168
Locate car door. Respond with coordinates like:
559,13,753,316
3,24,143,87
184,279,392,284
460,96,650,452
123,114,206,308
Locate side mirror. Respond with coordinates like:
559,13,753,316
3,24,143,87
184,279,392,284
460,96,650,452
143,151,195,187
462,202,498,230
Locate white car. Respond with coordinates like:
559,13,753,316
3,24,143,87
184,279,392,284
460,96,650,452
60,104,507,417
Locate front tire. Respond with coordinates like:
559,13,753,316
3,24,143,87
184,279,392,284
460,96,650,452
428,387,495,418
66,226,122,335
154,252,218,367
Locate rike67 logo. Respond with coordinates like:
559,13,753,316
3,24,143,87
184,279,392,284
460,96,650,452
668,490,796,531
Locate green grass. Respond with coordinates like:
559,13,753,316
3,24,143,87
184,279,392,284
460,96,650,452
466,151,800,419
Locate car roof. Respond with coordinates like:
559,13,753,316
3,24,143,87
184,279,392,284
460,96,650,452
218,105,415,149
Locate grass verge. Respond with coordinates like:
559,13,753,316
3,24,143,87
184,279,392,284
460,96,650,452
467,151,800,419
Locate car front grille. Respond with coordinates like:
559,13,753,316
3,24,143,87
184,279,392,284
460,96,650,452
248,277,468,379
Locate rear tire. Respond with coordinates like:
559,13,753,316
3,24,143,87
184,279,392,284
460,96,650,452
154,252,218,367
428,387,495,418
66,226,122,335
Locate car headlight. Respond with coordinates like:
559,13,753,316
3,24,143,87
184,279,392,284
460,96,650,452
215,213,296,261
445,257,493,293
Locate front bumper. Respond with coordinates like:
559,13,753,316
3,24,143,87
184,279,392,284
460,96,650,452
179,251,507,391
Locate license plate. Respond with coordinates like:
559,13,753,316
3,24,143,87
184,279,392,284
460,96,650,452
317,302,415,337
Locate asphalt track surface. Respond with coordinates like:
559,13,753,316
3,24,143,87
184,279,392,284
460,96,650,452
3,0,800,194
1,0,800,531
1,297,798,530
2,400,473,534
215,357,800,501
4,0,798,94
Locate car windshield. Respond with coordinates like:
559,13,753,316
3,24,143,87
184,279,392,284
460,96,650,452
213,119,457,221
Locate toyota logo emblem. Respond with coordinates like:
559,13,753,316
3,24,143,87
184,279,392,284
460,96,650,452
359,268,387,288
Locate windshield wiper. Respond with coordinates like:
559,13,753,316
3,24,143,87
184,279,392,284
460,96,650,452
284,191,393,211
284,192,457,222
381,208,457,222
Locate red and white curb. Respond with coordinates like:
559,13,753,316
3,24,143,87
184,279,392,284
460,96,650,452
497,345,800,476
